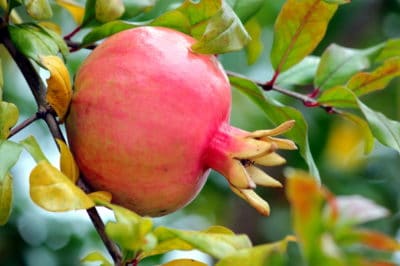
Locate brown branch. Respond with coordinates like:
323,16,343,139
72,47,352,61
0,19,122,265
226,70,339,114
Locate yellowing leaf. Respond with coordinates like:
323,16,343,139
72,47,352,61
55,0,85,24
24,0,53,20
39,21,62,35
245,18,263,65
324,119,366,170
30,160,94,212
348,57,400,97
40,55,72,121
80,251,113,266
162,259,207,266
95,0,125,23
0,174,13,225
0,101,19,139
271,0,338,73
56,139,79,183
89,191,112,203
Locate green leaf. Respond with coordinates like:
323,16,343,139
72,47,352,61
271,0,338,73
276,56,320,86
147,226,252,260
20,135,48,163
23,0,53,20
357,99,400,153
216,236,293,266
0,101,19,139
229,75,320,182
347,57,400,97
81,0,97,27
99,202,156,252
0,173,13,226
244,18,263,65
8,0,22,12
227,0,265,23
30,160,94,212
317,86,358,108
37,23,69,59
122,0,155,19
81,251,113,266
151,0,250,54
0,140,22,182
0,59,3,96
95,0,125,23
315,43,382,90
8,23,68,63
375,38,400,62
81,20,139,46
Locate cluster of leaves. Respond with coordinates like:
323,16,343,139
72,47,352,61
0,0,399,265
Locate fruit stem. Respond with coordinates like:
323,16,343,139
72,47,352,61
0,18,123,265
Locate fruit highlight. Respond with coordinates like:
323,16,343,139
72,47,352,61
66,26,296,216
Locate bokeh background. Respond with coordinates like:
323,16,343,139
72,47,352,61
1,0,400,265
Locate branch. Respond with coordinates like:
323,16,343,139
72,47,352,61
0,19,123,265
226,71,339,114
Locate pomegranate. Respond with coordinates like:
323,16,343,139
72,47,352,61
66,26,296,217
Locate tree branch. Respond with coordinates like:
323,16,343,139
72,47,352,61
0,19,122,265
226,71,339,114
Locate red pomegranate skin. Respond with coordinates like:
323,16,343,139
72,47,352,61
66,26,296,216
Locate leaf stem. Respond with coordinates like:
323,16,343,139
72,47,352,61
0,18,122,265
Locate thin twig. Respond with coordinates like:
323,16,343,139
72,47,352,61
0,18,122,265
227,70,338,114
8,112,40,138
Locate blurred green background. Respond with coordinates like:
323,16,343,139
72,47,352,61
1,0,400,265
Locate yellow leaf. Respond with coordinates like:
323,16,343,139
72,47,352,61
0,173,13,225
39,21,62,35
89,191,113,203
56,139,79,183
40,55,72,121
30,161,94,212
55,0,84,24
162,259,208,266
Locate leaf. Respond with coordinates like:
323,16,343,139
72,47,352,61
20,135,48,163
81,0,97,27
334,195,389,225
375,38,400,62
8,23,68,63
276,56,320,86
55,0,85,24
323,0,350,4
100,202,156,251
151,0,250,54
122,0,156,19
315,43,382,91
347,57,400,97
0,140,23,182
56,139,79,183
229,75,320,181
341,112,375,154
81,251,113,266
0,101,19,139
347,230,400,251
95,0,125,23
357,99,400,153
216,236,294,266
285,170,325,262
190,2,250,54
29,160,94,212
0,58,3,95
147,226,252,260
40,55,72,121
244,18,263,65
228,0,265,23
0,173,13,225
23,0,53,20
88,191,112,203
162,259,208,266
81,20,138,46
317,86,358,108
271,0,338,73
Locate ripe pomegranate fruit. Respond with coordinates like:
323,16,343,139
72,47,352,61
66,26,296,217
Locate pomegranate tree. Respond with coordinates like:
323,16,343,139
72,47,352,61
66,26,296,217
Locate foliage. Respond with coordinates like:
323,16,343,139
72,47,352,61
0,0,399,265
